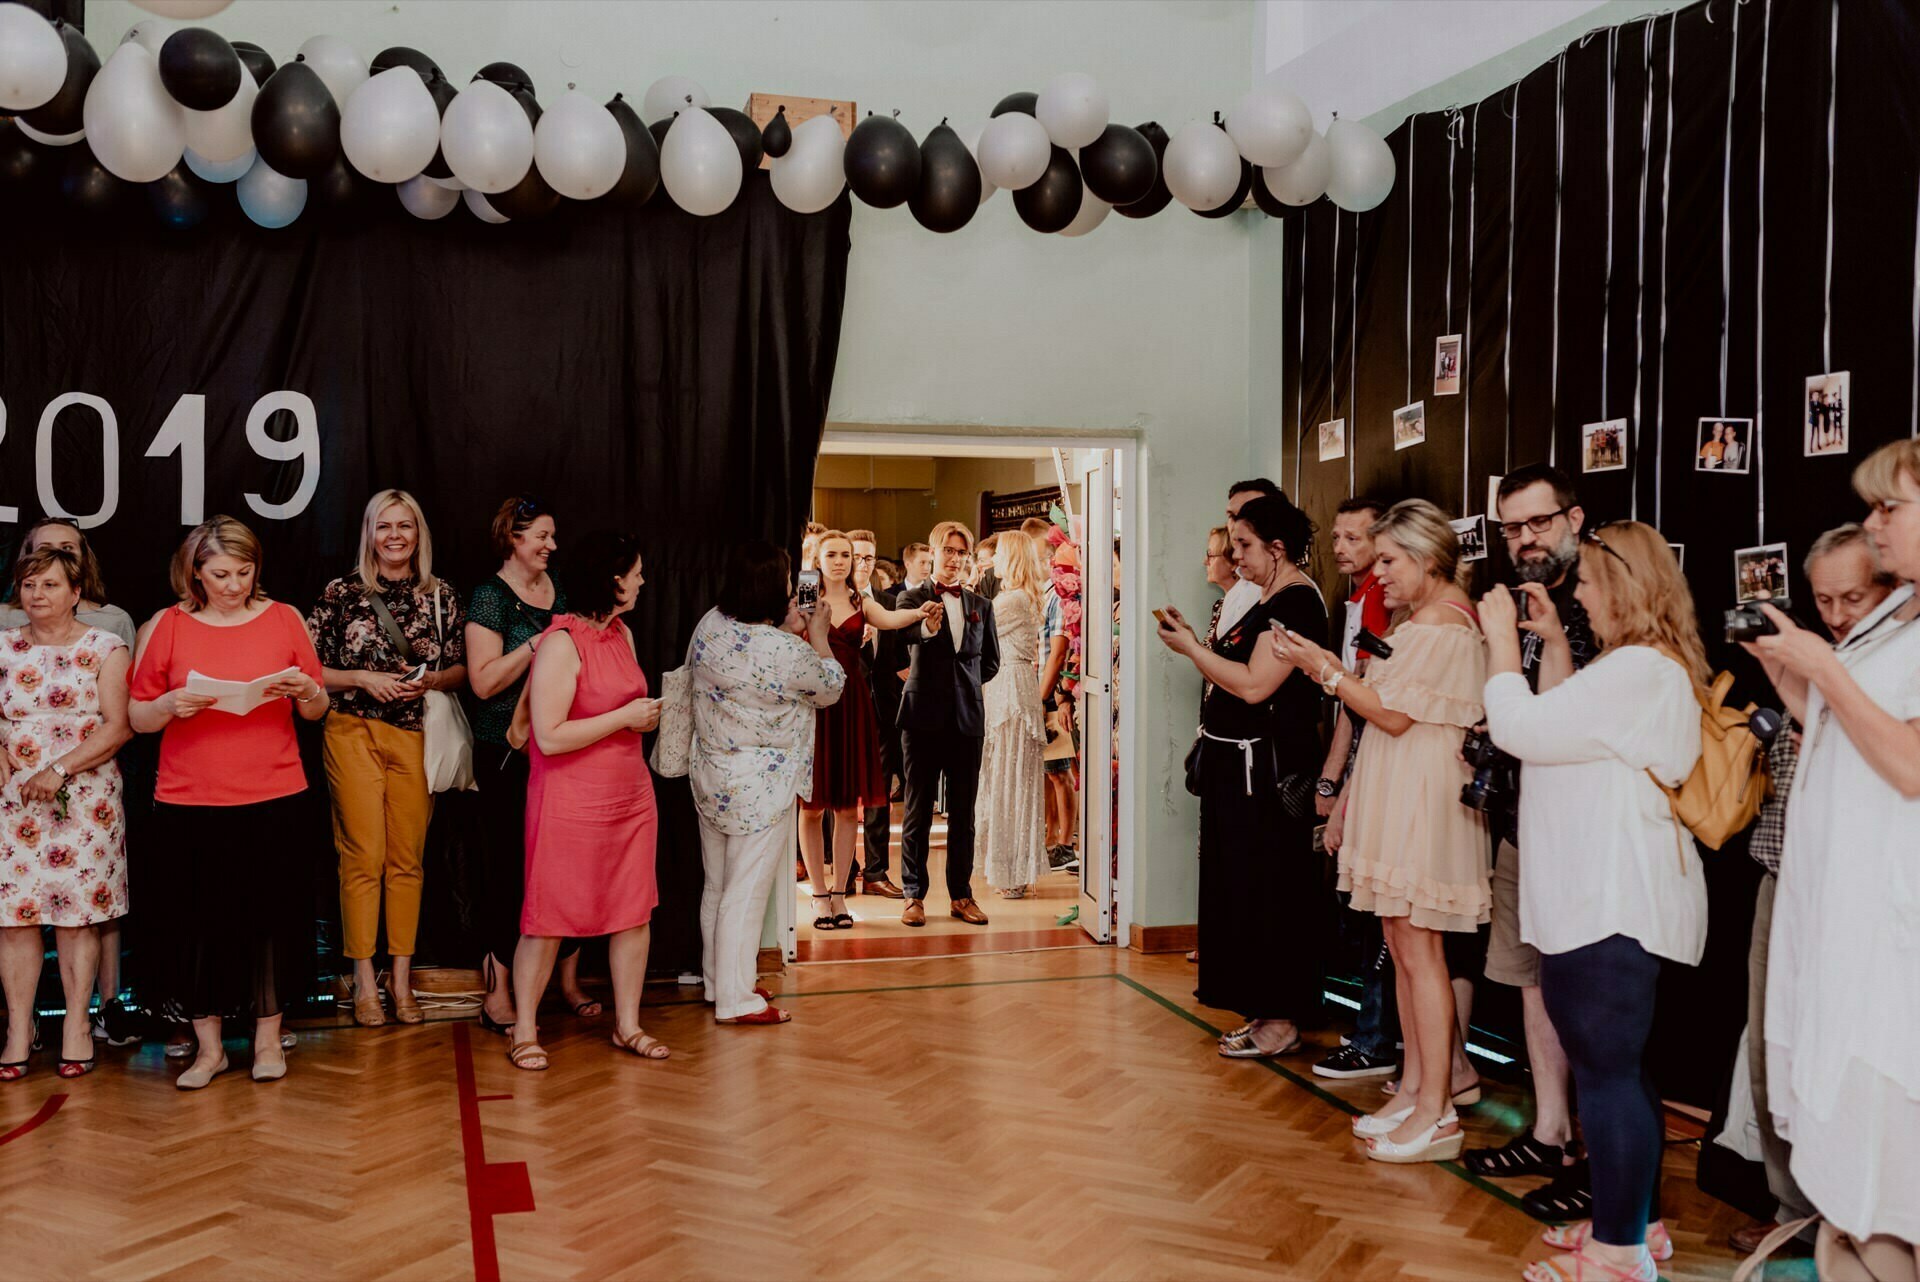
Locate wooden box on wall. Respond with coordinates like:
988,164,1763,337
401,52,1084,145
746,93,856,170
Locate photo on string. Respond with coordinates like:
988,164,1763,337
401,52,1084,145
1804,371,1850,457
1393,402,1427,451
1734,542,1791,605
1450,514,1488,562
1433,335,1462,396
1581,418,1628,473
1695,417,1753,474
1318,418,1347,462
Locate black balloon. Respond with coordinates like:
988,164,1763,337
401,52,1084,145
1195,158,1253,219
604,94,659,207
761,105,791,159
370,46,440,82
20,19,98,136
1114,121,1172,219
1251,166,1290,218
908,121,980,234
709,106,763,172
59,149,128,216
512,88,541,127
473,61,534,96
1013,146,1084,233
309,151,379,217
1079,122,1156,207
231,40,275,88
0,120,48,189
147,161,214,230
491,162,560,220
422,70,457,180
991,91,1037,118
158,28,241,111
648,115,673,149
252,61,341,180
844,113,920,210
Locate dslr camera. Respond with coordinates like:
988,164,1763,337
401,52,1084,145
1725,597,1789,643
1459,727,1507,812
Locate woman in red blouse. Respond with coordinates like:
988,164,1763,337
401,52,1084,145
130,517,328,1089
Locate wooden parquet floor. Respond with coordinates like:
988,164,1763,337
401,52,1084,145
0,949,1764,1282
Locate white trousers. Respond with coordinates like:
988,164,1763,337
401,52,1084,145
698,805,792,1021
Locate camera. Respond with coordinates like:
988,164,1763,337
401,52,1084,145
1459,727,1507,812
1725,600,1786,642
1354,628,1394,661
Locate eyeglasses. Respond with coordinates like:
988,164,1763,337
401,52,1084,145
1582,522,1634,575
1496,507,1570,541
853,554,877,564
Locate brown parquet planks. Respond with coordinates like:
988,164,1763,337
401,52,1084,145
1,948,1759,1281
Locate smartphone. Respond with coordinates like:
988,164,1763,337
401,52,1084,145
796,569,821,611
403,662,429,684
1152,607,1171,626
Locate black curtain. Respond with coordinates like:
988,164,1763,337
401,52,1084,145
0,173,853,973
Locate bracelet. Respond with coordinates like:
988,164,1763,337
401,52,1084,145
1315,660,1336,686
1321,669,1345,697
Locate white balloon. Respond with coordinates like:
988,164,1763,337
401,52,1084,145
0,5,66,112
17,120,83,146
1162,120,1242,211
398,173,460,219
440,80,534,193
641,75,708,125
185,144,253,182
121,18,180,56
295,34,366,108
1261,130,1330,206
237,154,307,228
1057,192,1111,237
660,107,742,216
131,0,234,17
962,125,997,205
427,173,467,191
83,44,185,183
1035,72,1108,151
768,113,845,215
1226,82,1312,168
341,66,441,182
181,71,254,163
1325,117,1396,212
533,90,626,201
975,112,1049,191
463,186,510,224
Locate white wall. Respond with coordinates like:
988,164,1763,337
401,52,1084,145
84,0,1253,930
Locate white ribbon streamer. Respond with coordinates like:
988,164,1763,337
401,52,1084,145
1823,0,1837,371
1350,210,1358,498
1720,0,1740,415
1465,104,1478,513
1602,26,1617,421
1633,16,1654,520
1296,220,1307,495
1507,86,1518,471
1551,54,1565,466
1756,0,1771,540
1406,116,1416,408
1655,11,1677,531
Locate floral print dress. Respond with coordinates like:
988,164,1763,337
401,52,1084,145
0,626,128,927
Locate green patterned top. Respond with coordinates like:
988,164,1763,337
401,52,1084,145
464,573,567,746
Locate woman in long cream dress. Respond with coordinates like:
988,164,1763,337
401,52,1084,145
980,532,1050,896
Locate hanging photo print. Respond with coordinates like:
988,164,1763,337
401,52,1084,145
1318,418,1347,462
1487,475,1504,523
1696,417,1753,474
1735,543,1791,604
1393,402,1427,451
1582,418,1627,473
1433,335,1462,396
1450,514,1488,562
1805,372,1850,457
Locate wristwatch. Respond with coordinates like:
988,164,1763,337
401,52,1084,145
49,761,69,781
1321,668,1345,696
1315,777,1338,799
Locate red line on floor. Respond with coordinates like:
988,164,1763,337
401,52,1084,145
0,1093,66,1146
797,926,1093,962
452,1021,535,1282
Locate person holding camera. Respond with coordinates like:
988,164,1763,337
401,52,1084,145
1742,441,1920,1269
1457,465,1599,1209
1271,500,1487,1163
1478,521,1707,1282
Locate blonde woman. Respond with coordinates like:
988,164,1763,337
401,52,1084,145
980,530,1050,895
1273,499,1489,1164
306,491,467,1027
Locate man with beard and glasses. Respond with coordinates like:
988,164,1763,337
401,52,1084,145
1460,465,1602,1222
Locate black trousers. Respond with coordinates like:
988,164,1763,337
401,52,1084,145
474,742,577,967
900,727,982,902
861,804,891,882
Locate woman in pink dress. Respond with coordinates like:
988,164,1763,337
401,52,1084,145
508,532,663,1071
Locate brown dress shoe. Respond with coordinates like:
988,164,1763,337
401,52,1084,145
950,898,990,925
1729,1220,1812,1257
901,899,926,927
865,877,905,899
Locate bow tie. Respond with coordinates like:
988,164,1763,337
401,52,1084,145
934,583,963,598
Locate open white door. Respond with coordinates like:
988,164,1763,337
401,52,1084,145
1075,449,1115,942
778,812,797,963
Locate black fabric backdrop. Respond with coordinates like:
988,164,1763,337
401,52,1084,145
0,173,852,973
1279,0,1918,1184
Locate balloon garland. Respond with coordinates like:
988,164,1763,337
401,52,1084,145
0,8,1398,233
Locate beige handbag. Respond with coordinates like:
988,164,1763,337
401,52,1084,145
1734,1216,1919,1282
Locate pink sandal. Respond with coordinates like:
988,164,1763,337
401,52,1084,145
1521,1249,1657,1282
1542,1221,1672,1263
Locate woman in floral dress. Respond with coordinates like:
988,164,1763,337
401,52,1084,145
0,548,133,1081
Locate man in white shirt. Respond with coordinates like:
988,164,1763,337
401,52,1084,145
1215,479,1282,636
897,541,932,596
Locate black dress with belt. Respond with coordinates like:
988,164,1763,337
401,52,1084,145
1195,582,1328,1022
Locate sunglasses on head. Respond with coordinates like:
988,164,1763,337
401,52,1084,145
515,497,547,521
1582,521,1633,575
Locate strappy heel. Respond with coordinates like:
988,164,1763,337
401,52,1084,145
477,956,513,1036
1543,1221,1673,1263
810,892,837,930
1365,1111,1463,1164
830,892,854,930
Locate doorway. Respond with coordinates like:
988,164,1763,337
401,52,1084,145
783,428,1137,965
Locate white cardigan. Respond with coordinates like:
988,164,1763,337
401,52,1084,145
1482,646,1706,964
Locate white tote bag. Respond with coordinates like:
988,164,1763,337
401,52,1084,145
648,635,697,779
423,586,476,793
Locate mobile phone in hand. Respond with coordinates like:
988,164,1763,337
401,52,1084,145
796,569,821,611
403,662,429,684
1152,608,1171,626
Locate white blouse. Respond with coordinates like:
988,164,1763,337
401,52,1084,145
687,608,845,836
1482,645,1705,964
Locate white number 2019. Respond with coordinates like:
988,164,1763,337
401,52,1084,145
2,390,320,528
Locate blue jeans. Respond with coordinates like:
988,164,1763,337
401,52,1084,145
1342,897,1399,1058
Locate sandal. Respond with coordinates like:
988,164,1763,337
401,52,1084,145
1383,1078,1483,1107
1520,1249,1656,1282
386,977,426,1025
717,1006,790,1025
477,957,513,1036
568,997,603,1019
810,893,837,930
1466,1132,1568,1178
57,1053,96,1079
1522,1161,1595,1222
1543,1221,1672,1263
830,892,853,930
1218,1027,1303,1059
610,1028,670,1059
351,984,386,1028
507,1040,549,1072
